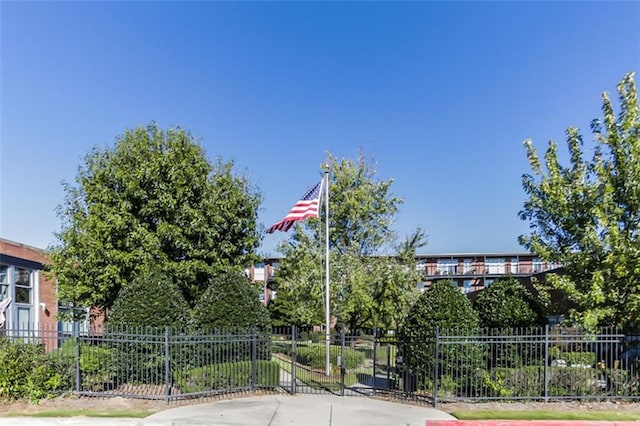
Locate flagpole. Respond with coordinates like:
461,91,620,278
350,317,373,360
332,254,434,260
323,168,331,376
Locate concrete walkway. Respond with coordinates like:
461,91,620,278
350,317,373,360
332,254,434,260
140,394,455,426
1,394,454,426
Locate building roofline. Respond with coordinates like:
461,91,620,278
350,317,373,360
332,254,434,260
0,237,48,254
415,252,536,258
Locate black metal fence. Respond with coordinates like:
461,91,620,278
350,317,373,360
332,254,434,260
271,325,640,405
2,324,639,404
0,324,279,401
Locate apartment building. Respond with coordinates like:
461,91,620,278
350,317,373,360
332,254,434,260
415,252,561,294
245,259,280,306
247,253,560,302
0,238,57,338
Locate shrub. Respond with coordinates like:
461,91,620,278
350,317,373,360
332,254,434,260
473,277,544,329
108,271,190,328
397,280,482,387
56,339,119,392
549,347,596,366
191,270,271,331
296,344,365,370
106,272,189,385
477,366,544,398
174,360,279,394
0,338,69,402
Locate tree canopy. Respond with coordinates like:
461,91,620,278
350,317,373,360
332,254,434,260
49,124,262,313
520,72,640,330
272,152,425,331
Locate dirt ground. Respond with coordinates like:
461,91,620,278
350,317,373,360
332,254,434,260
1,393,639,416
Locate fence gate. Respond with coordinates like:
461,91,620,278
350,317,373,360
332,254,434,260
272,326,421,399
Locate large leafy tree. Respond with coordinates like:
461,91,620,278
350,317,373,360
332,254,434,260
520,72,640,330
273,152,425,332
49,124,262,314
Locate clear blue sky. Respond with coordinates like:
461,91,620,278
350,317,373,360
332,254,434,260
1,1,639,257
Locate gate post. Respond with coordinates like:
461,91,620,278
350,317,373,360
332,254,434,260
544,324,549,402
433,326,440,408
340,326,346,396
164,326,170,402
372,327,377,395
291,325,297,395
251,327,258,390
75,333,81,394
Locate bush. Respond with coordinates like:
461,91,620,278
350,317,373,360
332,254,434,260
473,277,544,329
191,270,271,331
296,344,365,370
398,280,482,386
106,272,189,385
0,338,69,402
108,271,190,328
174,360,279,394
56,339,119,392
549,347,596,366
477,366,544,398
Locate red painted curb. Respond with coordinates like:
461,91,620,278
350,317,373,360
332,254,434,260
426,421,640,426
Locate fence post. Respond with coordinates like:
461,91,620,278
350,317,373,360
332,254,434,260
75,332,81,394
291,325,297,395
372,327,377,395
164,326,170,402
544,324,549,403
433,326,440,408
251,327,258,390
340,326,346,397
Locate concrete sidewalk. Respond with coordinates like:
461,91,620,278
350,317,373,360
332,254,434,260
141,394,455,426
0,394,455,426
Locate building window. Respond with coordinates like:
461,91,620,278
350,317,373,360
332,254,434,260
485,258,505,274
463,259,474,274
485,278,494,287
533,257,544,273
463,279,472,294
510,257,519,274
14,268,32,304
0,264,8,300
436,259,457,275
57,302,89,337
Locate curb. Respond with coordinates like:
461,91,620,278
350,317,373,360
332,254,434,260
426,422,640,426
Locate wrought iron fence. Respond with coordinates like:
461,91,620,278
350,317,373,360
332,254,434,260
395,326,640,404
2,324,639,404
0,324,279,401
271,325,640,404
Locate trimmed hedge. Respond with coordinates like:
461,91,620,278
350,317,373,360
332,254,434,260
174,360,280,394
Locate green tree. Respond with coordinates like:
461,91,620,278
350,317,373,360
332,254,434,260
107,271,190,328
397,280,481,388
473,277,543,329
49,124,262,314
274,152,425,332
191,270,271,331
520,72,640,330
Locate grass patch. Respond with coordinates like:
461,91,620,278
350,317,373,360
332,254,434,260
3,408,154,418
451,410,640,421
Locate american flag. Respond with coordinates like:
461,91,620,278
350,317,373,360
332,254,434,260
266,180,323,233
